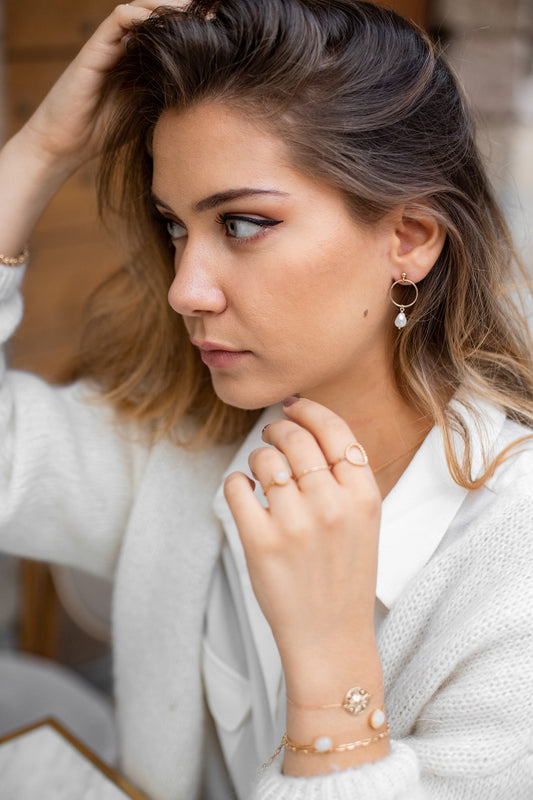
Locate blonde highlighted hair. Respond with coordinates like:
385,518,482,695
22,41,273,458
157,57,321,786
77,0,533,487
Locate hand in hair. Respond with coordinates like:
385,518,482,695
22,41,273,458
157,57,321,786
224,397,388,775
0,2,189,259
22,1,189,172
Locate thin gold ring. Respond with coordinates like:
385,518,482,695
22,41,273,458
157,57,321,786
294,464,332,482
332,443,369,468
263,470,292,496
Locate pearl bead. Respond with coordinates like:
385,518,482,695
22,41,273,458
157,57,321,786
369,708,386,729
313,736,333,752
394,311,407,329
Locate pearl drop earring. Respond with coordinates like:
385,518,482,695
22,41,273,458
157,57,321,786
390,273,419,329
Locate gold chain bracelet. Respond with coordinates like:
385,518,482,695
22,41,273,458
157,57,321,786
261,724,390,771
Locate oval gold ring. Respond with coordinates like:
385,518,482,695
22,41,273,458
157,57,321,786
294,464,332,482
332,443,368,468
263,469,292,496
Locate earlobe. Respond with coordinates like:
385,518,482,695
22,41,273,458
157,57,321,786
390,208,446,282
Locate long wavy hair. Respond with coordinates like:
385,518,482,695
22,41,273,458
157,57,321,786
78,0,533,488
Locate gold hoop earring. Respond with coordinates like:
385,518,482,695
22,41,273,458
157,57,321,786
390,273,418,329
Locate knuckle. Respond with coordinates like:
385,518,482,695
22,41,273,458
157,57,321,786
249,445,273,462
317,503,345,529
248,446,277,473
223,472,241,496
284,426,308,447
356,484,382,516
283,514,313,542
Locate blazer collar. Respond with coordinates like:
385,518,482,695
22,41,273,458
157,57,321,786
378,398,506,608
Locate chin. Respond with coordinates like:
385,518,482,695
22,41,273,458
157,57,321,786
210,377,287,411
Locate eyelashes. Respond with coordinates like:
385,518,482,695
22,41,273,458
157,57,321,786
216,213,284,240
153,207,284,243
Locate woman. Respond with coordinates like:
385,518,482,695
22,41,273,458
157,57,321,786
1,0,532,798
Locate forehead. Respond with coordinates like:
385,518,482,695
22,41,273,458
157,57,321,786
153,103,286,173
151,102,317,202
150,101,361,221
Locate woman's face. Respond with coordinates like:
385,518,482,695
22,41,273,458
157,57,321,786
152,103,397,410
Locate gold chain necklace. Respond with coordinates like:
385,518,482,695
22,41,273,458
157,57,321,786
372,438,426,475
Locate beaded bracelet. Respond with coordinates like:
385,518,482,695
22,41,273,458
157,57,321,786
0,246,29,266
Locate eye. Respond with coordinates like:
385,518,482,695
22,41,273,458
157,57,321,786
166,219,187,240
216,214,283,240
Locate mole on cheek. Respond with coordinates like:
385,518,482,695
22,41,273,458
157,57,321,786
363,309,369,318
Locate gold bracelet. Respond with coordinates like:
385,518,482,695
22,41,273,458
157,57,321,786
261,725,390,770
0,246,29,266
287,686,386,731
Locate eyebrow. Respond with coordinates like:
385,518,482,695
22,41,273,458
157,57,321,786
151,187,289,214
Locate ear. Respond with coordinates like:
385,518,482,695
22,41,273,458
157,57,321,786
389,206,446,282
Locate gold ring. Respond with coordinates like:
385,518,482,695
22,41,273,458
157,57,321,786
294,465,331,482
263,470,292,496
332,443,368,468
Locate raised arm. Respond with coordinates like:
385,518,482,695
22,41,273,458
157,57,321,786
0,1,186,259
0,3,185,575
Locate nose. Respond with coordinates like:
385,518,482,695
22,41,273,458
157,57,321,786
167,242,227,317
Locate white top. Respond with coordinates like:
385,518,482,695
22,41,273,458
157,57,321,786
1,262,533,799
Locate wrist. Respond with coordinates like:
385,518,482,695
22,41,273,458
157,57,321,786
15,123,81,183
0,131,77,255
279,675,389,777
281,629,381,703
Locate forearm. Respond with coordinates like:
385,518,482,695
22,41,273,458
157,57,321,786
0,128,76,257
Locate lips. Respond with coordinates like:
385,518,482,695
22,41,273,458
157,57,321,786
192,340,239,352
192,340,251,368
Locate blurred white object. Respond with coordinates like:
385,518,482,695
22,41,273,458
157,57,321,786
50,566,112,643
0,652,117,764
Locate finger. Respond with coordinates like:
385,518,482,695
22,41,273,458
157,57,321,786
248,446,298,500
76,2,185,71
223,471,269,539
261,420,332,490
282,397,373,484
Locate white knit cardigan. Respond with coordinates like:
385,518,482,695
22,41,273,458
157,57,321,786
1,262,533,799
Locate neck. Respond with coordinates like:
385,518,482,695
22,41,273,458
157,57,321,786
302,365,433,497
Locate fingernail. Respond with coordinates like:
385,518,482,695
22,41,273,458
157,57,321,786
283,396,299,407
261,424,270,436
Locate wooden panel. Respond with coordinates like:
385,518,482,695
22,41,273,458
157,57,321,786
5,60,69,136
5,0,117,54
375,0,427,27
19,561,59,658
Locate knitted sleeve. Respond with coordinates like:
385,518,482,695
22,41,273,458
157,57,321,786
254,477,533,799
0,262,148,577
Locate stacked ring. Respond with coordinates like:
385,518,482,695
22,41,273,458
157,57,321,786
332,443,368,468
263,470,292,496
294,465,331,482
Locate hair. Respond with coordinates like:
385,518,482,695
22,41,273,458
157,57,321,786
77,0,533,488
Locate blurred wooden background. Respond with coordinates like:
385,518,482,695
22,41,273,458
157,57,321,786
4,0,121,381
